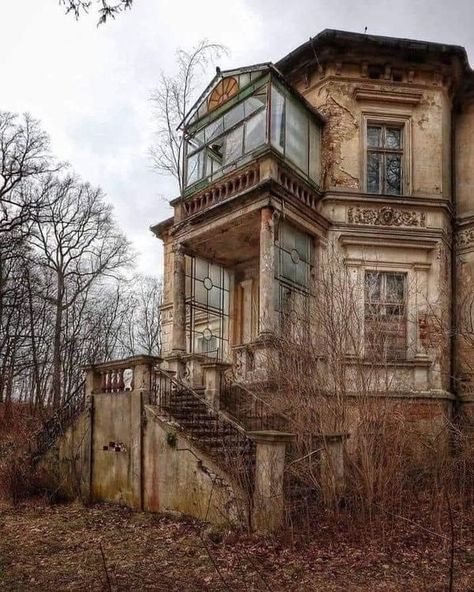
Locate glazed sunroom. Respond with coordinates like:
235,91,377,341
152,64,327,379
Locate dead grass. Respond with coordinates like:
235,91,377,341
0,498,473,591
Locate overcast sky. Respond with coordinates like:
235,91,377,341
1,0,473,276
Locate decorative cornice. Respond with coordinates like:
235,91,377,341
347,206,426,227
353,87,423,105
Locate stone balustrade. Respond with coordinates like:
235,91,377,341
83,355,162,395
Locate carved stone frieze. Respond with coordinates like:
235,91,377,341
347,206,426,227
457,227,474,249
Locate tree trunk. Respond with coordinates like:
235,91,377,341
52,275,64,408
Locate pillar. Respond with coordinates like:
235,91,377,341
319,433,348,505
201,361,232,410
248,430,295,533
259,207,277,336
172,242,186,353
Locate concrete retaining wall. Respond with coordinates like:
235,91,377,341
47,391,248,528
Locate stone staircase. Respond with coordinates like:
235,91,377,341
153,369,256,491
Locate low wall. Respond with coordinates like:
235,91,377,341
143,406,248,526
46,391,248,528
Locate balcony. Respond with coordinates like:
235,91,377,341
173,64,325,223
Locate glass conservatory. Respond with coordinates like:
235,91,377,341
182,65,323,195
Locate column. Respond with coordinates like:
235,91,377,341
248,430,295,533
172,242,186,354
259,207,277,336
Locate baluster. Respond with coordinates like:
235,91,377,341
117,368,125,391
101,370,107,393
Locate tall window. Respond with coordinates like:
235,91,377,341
367,124,403,195
185,256,230,360
364,271,407,360
275,223,312,342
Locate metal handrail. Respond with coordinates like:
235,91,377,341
152,368,256,489
31,380,86,459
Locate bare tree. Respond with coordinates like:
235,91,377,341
150,40,227,195
0,112,57,240
119,275,162,356
29,175,132,407
60,0,133,25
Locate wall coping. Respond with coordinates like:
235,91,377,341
248,430,295,444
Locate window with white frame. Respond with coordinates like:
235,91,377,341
364,271,407,360
366,124,403,195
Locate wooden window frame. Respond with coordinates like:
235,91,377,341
361,113,412,197
364,270,408,361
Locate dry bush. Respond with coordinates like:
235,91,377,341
246,244,474,532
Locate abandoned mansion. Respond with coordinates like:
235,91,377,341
40,30,474,530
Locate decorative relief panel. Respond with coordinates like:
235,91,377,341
457,227,474,249
347,206,426,227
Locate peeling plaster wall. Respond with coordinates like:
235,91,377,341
143,407,247,526
297,73,452,198
47,392,247,528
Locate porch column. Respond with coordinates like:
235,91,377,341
259,207,277,336
171,242,186,354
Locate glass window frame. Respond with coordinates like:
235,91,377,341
366,122,404,196
364,270,407,361
184,82,270,189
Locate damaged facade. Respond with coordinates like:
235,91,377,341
154,29,474,420
39,30,474,532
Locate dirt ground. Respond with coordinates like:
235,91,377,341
0,499,473,591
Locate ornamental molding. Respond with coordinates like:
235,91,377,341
457,227,474,249
353,87,423,105
347,206,426,228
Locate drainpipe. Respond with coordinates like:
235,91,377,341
450,101,460,420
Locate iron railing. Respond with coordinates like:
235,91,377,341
220,379,291,432
152,368,256,490
31,381,86,461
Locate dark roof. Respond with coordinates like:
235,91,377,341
277,29,472,76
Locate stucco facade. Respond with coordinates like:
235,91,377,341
152,30,474,425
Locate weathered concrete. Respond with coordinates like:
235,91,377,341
248,430,295,533
143,407,248,526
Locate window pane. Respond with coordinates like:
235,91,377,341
385,274,405,303
224,125,244,165
385,154,401,195
205,117,224,143
186,150,203,186
223,102,245,130
367,152,381,193
245,109,266,152
270,85,285,153
286,99,309,172
365,272,381,302
385,128,401,149
195,257,208,280
309,121,321,183
367,126,381,147
245,89,267,118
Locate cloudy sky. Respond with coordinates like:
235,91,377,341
1,0,473,276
